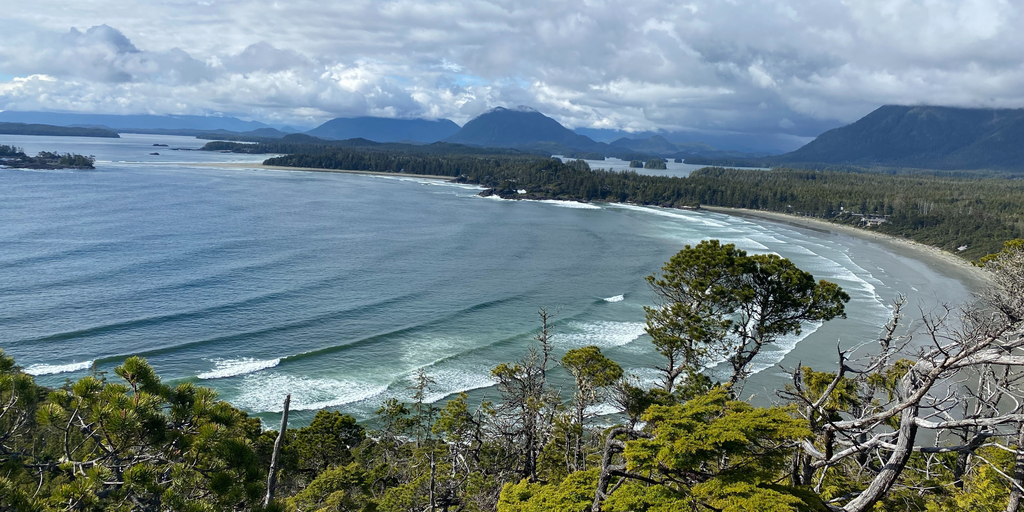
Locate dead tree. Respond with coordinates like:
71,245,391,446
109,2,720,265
784,247,1024,512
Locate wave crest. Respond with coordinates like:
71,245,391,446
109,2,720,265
197,357,280,380
24,360,93,376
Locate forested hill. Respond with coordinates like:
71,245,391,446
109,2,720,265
444,106,601,150
777,105,1024,171
307,116,461,143
0,122,119,138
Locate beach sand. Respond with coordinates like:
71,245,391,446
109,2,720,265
701,206,991,289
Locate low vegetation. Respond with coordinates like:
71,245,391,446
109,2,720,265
3,240,1023,512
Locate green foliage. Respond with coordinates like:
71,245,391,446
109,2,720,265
497,470,598,512
287,462,370,512
620,387,818,511
5,355,269,511
0,149,95,169
629,160,643,168
293,411,365,475
644,158,667,170
976,238,1024,266
0,144,26,157
645,240,849,386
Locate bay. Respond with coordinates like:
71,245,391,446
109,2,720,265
0,134,977,425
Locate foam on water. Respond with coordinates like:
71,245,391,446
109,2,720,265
233,372,389,412
553,321,646,348
609,204,727,227
197,357,281,380
747,321,823,375
603,294,624,302
24,360,93,376
585,402,622,417
536,200,602,210
403,366,496,404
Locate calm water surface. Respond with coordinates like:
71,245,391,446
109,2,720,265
0,134,977,425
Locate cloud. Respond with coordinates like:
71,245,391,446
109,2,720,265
0,0,1021,141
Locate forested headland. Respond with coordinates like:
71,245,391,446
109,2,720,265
0,122,119,138
0,144,95,169
3,240,1024,512
202,141,1024,259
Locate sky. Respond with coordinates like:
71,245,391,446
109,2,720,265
1,0,1022,146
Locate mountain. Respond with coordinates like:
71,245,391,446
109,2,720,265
0,122,119,138
777,105,1024,170
0,111,272,133
445,107,600,150
307,117,460,143
610,135,681,156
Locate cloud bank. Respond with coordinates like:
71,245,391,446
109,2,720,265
1,0,1021,147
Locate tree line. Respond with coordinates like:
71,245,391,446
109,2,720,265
0,145,95,169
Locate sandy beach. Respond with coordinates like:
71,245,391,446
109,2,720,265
701,206,991,289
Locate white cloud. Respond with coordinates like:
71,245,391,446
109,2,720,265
0,0,1020,138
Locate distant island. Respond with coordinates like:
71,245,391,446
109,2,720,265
0,122,119,138
0,145,95,169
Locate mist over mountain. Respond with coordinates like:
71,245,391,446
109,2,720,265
610,135,683,156
307,117,461,143
0,111,272,133
776,105,1024,171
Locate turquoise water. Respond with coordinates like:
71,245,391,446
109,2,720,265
0,134,977,425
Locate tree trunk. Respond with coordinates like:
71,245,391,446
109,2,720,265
842,405,918,512
1006,426,1024,512
592,429,625,512
429,450,436,512
263,394,291,508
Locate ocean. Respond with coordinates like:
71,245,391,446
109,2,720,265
0,134,978,425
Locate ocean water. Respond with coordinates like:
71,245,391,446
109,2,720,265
1,134,978,425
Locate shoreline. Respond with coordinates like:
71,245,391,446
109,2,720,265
701,206,991,289
185,162,454,180
184,161,991,290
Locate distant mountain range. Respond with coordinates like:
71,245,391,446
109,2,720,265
773,105,1024,170
307,117,460,143
0,111,273,133
7,105,1019,172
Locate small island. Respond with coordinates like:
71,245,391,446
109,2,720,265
0,145,95,169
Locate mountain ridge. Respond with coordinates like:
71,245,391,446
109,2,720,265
775,105,1024,170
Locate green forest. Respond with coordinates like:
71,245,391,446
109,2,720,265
3,240,1024,512
0,122,119,138
200,142,1024,259
0,145,95,169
